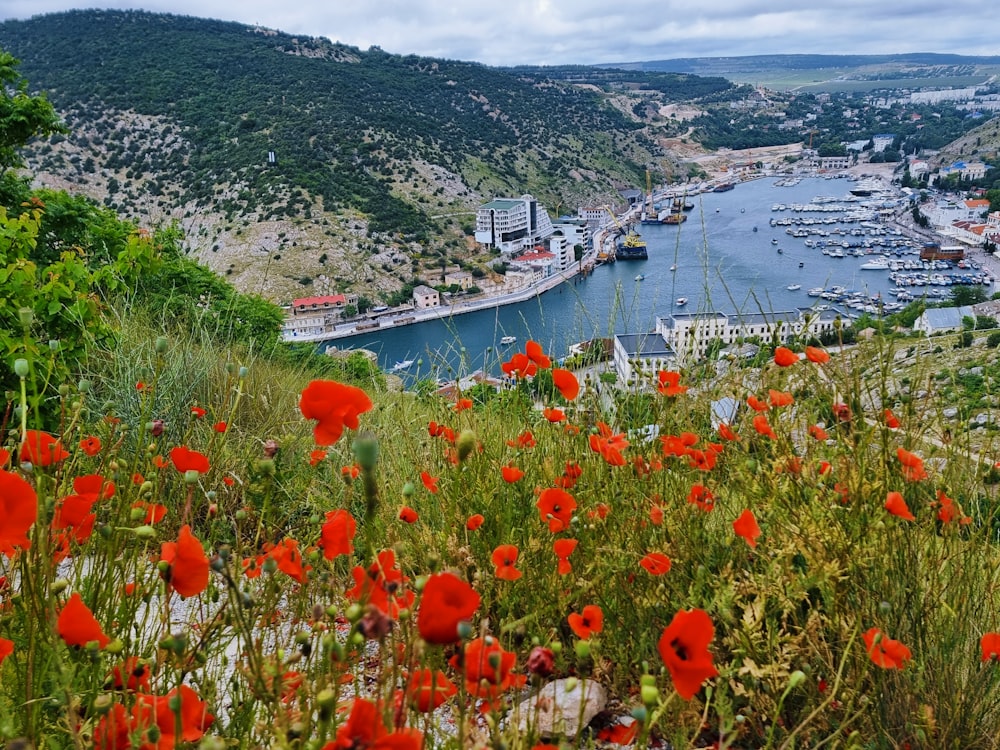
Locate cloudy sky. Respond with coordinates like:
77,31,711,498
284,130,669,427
2,1,997,66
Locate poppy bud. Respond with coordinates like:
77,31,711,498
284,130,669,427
93,693,114,715
239,366,249,378
134,525,157,540
210,556,226,573
14,359,29,378
345,604,363,623
140,480,154,495
352,434,379,470
402,481,416,497
574,640,591,660
788,670,806,689
564,677,578,693
18,307,33,329
154,336,168,354
456,429,477,462
317,688,336,718
105,638,124,654
150,420,164,437
457,621,473,640
641,683,660,705
49,339,60,352
51,578,70,595
631,706,648,723
78,379,92,393
59,385,70,397
262,557,278,574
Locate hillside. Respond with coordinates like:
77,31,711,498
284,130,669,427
0,11,737,304
934,115,1000,167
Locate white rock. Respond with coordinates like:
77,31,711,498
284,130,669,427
514,678,607,739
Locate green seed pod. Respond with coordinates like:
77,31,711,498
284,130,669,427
154,336,168,354
352,434,379,471
456,429,477,462
14,359,29,378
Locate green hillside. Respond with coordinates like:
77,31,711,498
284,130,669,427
0,10,737,303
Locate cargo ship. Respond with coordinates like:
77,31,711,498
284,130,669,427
616,231,648,260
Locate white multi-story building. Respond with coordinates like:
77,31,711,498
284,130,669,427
655,308,840,363
282,293,359,338
475,194,555,255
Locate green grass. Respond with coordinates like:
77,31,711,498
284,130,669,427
4,309,1000,748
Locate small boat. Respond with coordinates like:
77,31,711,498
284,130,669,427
675,297,688,307
390,359,414,372
669,264,677,272
753,226,758,232
771,239,779,245
799,262,805,268
634,274,645,281
787,284,801,291
499,335,517,345
777,248,783,254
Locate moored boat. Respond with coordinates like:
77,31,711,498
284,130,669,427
499,335,517,345
675,297,688,306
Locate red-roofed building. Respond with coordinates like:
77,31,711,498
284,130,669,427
283,293,360,339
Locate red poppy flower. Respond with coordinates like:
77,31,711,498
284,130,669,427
266,537,309,583
773,346,798,367
20,430,69,466
863,627,912,670
309,449,328,467
341,464,360,481
454,397,473,412
298,379,374,446
319,509,356,560
132,684,215,747
805,345,830,364
170,445,210,475
492,544,522,581
107,655,152,691
57,592,111,649
79,436,102,457
507,430,536,449
0,637,13,666
0,467,37,557
526,340,552,369
501,465,524,483
832,402,852,422
453,636,527,707
717,423,740,441
746,395,769,412
345,550,414,618
884,491,915,521
568,604,604,639
213,421,228,433
657,370,688,397
552,368,580,401
687,484,715,512
733,509,761,547
543,406,566,423
597,722,640,746
752,414,776,440
809,424,829,441
934,490,970,525
399,506,419,523
897,447,928,482
553,538,577,575
883,408,900,429
768,389,793,408
406,669,457,711
981,632,1000,662
589,422,629,466
536,487,577,533
417,572,481,644
649,504,665,526
190,406,206,418
93,703,132,750
160,525,210,597
658,608,719,700
588,503,610,520
328,698,423,750
420,471,439,494
466,513,484,531
640,552,672,575
687,448,718,472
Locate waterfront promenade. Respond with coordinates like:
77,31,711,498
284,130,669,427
283,237,605,345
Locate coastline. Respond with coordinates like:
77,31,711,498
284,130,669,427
284,241,604,345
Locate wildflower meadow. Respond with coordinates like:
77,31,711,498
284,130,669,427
4,300,1000,749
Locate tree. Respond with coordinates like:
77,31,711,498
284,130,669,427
951,285,987,307
0,51,65,179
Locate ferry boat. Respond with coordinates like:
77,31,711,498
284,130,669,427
860,257,892,270
499,335,517,345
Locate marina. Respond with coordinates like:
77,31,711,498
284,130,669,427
328,175,992,377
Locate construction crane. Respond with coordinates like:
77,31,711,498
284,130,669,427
808,128,819,149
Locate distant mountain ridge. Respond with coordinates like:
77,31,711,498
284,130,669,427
603,52,1000,74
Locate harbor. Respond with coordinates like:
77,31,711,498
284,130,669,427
323,175,994,376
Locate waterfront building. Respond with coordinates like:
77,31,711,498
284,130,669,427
474,194,555,255
655,308,839,363
412,285,441,309
913,306,976,336
612,332,676,387
282,293,359,338
818,156,850,170
936,161,991,182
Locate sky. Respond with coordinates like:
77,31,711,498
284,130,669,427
2,1,998,67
